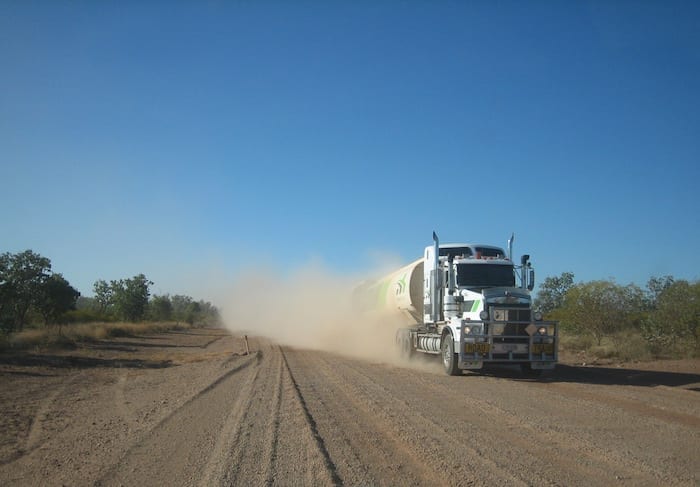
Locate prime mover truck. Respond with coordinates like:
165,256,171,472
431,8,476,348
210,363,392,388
354,232,558,376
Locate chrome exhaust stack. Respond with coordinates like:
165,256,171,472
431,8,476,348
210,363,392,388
431,231,440,323
508,232,514,261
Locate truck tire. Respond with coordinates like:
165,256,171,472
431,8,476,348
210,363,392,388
441,334,461,376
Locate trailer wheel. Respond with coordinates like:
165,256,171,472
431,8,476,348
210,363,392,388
441,334,461,376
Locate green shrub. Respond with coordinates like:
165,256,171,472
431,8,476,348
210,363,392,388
614,332,653,361
64,309,115,323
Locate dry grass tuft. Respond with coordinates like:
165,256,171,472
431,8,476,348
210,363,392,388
0,322,191,352
559,329,654,362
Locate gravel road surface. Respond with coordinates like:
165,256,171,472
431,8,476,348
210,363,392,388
1,328,698,486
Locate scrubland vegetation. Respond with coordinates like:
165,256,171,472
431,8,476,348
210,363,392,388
535,272,699,361
2,249,697,362
0,250,220,351
0,321,193,351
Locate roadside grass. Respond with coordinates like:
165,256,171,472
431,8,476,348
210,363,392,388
559,329,685,363
0,321,191,352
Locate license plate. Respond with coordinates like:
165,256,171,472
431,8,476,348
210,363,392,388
465,343,490,354
532,343,554,354
492,343,528,353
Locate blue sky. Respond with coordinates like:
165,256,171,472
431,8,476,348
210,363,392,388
2,1,699,299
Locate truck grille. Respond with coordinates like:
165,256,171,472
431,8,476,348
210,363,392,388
489,307,531,337
491,307,531,322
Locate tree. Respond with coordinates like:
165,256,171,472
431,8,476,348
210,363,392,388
149,294,173,321
36,273,80,327
184,301,201,325
534,272,574,315
93,279,114,315
170,294,193,322
2,250,51,331
0,253,13,331
166,295,220,326
642,280,700,357
76,296,96,310
111,274,153,322
197,300,221,326
645,275,675,309
559,280,645,345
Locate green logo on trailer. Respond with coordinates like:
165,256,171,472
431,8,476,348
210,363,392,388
396,274,407,295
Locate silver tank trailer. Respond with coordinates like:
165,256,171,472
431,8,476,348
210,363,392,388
352,258,425,326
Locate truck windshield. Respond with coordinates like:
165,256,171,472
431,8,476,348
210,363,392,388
456,263,515,288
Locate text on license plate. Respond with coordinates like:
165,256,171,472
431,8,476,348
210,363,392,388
465,343,490,353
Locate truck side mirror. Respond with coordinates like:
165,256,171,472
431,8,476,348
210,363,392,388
527,268,535,291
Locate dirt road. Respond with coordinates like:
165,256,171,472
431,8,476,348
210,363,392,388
1,328,698,486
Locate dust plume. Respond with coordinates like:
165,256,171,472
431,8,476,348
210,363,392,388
219,260,435,369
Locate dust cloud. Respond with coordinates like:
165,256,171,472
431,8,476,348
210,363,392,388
219,260,438,371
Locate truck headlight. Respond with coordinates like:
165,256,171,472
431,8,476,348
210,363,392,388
533,311,543,321
479,310,489,321
538,326,548,335
472,325,483,335
463,325,482,335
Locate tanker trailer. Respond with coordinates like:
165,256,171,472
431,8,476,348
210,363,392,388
355,232,558,376
352,259,424,325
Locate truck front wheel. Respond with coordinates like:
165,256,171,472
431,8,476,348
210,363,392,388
441,334,461,376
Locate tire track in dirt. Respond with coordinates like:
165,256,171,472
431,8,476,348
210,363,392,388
268,346,338,485
96,353,259,486
288,350,697,486
112,373,136,424
215,344,280,486
376,364,659,485
363,360,696,486
217,341,337,486
366,365,654,485
532,380,700,428
279,348,342,486
200,334,226,349
196,352,263,486
282,348,520,486
98,338,337,486
4,329,696,486
338,359,581,484
22,373,79,456
263,352,284,485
